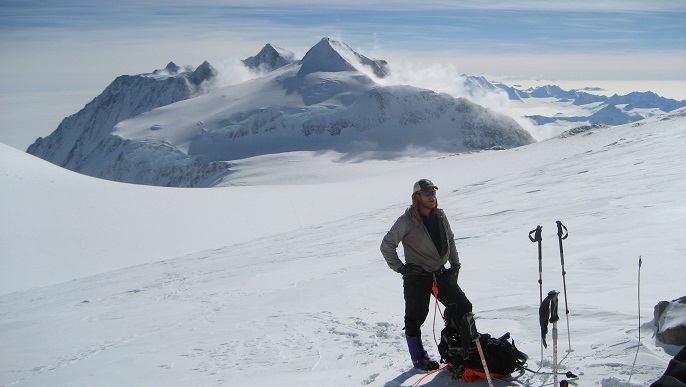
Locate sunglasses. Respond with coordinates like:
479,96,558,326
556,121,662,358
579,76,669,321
420,190,436,197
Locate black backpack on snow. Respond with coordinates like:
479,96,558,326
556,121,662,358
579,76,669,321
438,304,528,377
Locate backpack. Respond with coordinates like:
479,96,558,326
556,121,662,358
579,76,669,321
438,304,528,381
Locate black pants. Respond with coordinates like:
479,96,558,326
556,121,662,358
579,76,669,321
403,269,472,337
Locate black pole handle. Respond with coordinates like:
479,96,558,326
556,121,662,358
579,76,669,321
556,220,568,240
529,225,542,242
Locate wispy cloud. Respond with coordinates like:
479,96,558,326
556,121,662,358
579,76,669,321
2,1,684,56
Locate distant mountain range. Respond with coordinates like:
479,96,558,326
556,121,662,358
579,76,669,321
462,76,686,126
27,38,533,187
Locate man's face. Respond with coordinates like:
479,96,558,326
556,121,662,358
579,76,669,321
418,189,437,210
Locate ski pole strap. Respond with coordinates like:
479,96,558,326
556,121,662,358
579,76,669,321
529,225,542,242
549,290,560,323
556,221,568,240
538,290,560,348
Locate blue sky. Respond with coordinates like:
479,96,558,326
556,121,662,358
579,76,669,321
1,0,685,149
2,1,684,83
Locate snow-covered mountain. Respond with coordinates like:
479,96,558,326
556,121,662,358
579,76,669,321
489,80,686,125
2,107,685,387
27,61,217,166
26,61,223,186
26,37,533,187
242,43,297,72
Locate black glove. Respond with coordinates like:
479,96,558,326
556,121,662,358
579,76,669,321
447,265,460,282
399,262,425,275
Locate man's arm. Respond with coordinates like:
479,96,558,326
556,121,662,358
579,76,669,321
380,217,408,272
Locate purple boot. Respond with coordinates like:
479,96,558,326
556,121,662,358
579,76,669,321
406,335,440,371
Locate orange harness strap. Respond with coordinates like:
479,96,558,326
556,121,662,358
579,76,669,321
462,368,506,383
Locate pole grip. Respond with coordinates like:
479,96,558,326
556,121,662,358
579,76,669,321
556,220,568,240
529,225,542,242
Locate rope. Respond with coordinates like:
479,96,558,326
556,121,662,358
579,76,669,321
413,364,447,387
431,279,444,350
413,277,450,386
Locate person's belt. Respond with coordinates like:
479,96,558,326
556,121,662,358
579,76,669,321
421,266,444,275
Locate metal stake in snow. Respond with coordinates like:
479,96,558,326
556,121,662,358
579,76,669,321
529,225,544,364
638,256,642,343
629,256,643,384
556,220,572,352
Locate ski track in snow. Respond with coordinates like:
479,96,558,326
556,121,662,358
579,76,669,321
1,110,685,386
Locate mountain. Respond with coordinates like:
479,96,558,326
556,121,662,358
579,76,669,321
298,38,389,78
26,37,533,187
488,80,686,125
528,104,645,126
493,81,686,111
27,61,218,172
242,43,297,72
607,91,686,111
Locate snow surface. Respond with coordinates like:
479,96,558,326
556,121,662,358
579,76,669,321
1,108,685,386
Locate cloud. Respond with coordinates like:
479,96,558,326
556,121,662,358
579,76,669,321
210,59,260,90
365,59,522,124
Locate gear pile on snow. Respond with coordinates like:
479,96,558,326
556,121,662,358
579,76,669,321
438,304,528,382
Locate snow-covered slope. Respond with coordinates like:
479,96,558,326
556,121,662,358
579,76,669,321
1,107,684,386
26,38,533,188
0,143,424,294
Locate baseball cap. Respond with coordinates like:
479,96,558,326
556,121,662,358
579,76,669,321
413,179,438,193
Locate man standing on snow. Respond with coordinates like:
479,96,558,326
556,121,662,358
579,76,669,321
380,179,472,371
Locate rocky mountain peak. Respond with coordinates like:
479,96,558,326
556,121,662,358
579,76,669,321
297,37,388,78
191,61,217,85
242,43,296,72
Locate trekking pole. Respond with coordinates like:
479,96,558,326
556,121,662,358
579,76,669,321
555,220,572,352
529,225,543,364
628,256,643,384
463,312,493,387
549,290,561,387
638,256,642,344
540,291,572,386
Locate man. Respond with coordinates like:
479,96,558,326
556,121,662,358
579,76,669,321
380,179,472,371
